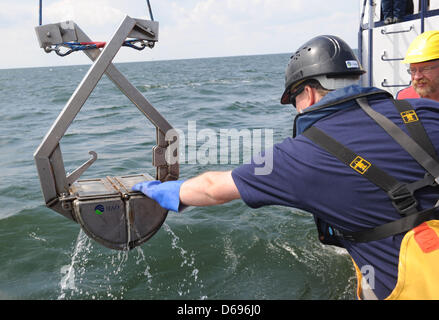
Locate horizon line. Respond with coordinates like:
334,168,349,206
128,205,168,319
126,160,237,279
0,51,295,71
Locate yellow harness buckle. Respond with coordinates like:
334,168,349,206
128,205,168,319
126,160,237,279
350,156,371,174
400,110,419,123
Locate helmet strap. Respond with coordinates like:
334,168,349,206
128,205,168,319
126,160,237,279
313,75,360,90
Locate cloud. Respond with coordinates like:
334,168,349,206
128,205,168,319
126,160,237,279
0,0,360,69
0,3,35,28
44,0,124,25
151,0,359,61
43,0,126,40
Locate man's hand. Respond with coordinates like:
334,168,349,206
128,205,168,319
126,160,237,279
132,180,185,212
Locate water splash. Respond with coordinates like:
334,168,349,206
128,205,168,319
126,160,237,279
56,223,207,300
163,223,206,299
58,230,90,299
28,231,47,243
58,229,133,300
223,235,239,273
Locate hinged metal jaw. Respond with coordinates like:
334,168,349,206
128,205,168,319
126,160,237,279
34,16,179,251
69,174,168,251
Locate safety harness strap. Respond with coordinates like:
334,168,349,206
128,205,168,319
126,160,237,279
304,125,439,242
302,97,439,243
356,97,439,184
303,126,419,215
392,99,438,161
332,206,439,243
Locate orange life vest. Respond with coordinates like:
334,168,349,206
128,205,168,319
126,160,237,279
354,220,439,299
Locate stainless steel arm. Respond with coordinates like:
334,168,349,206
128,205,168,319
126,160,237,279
74,23,179,182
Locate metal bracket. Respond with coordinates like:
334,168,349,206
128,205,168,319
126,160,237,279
66,151,98,188
35,20,77,49
381,79,411,87
381,51,404,61
381,25,414,35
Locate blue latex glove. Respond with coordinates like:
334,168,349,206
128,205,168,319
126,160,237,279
132,180,185,212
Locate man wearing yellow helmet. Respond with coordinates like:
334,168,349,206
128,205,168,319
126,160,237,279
399,30,439,101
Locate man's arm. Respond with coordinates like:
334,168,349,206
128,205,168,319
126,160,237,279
180,170,241,206
132,170,241,211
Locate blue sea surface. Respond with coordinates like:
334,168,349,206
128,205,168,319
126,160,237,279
0,53,356,300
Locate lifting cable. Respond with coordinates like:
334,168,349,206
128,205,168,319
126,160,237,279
39,0,156,56
39,0,43,26
146,0,154,21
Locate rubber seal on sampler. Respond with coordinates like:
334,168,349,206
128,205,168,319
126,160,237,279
33,15,179,251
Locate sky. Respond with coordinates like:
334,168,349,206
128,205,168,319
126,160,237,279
0,0,361,69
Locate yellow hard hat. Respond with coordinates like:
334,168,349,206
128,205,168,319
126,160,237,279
403,30,439,64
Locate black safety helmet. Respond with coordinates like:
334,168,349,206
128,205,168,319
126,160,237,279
280,35,365,104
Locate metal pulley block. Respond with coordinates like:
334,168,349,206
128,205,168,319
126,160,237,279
34,16,179,250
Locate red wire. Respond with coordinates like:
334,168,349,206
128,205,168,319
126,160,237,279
80,42,106,48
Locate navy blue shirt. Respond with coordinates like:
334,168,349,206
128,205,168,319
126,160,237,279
231,85,439,299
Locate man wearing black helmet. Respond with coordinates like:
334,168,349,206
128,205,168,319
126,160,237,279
133,35,439,300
